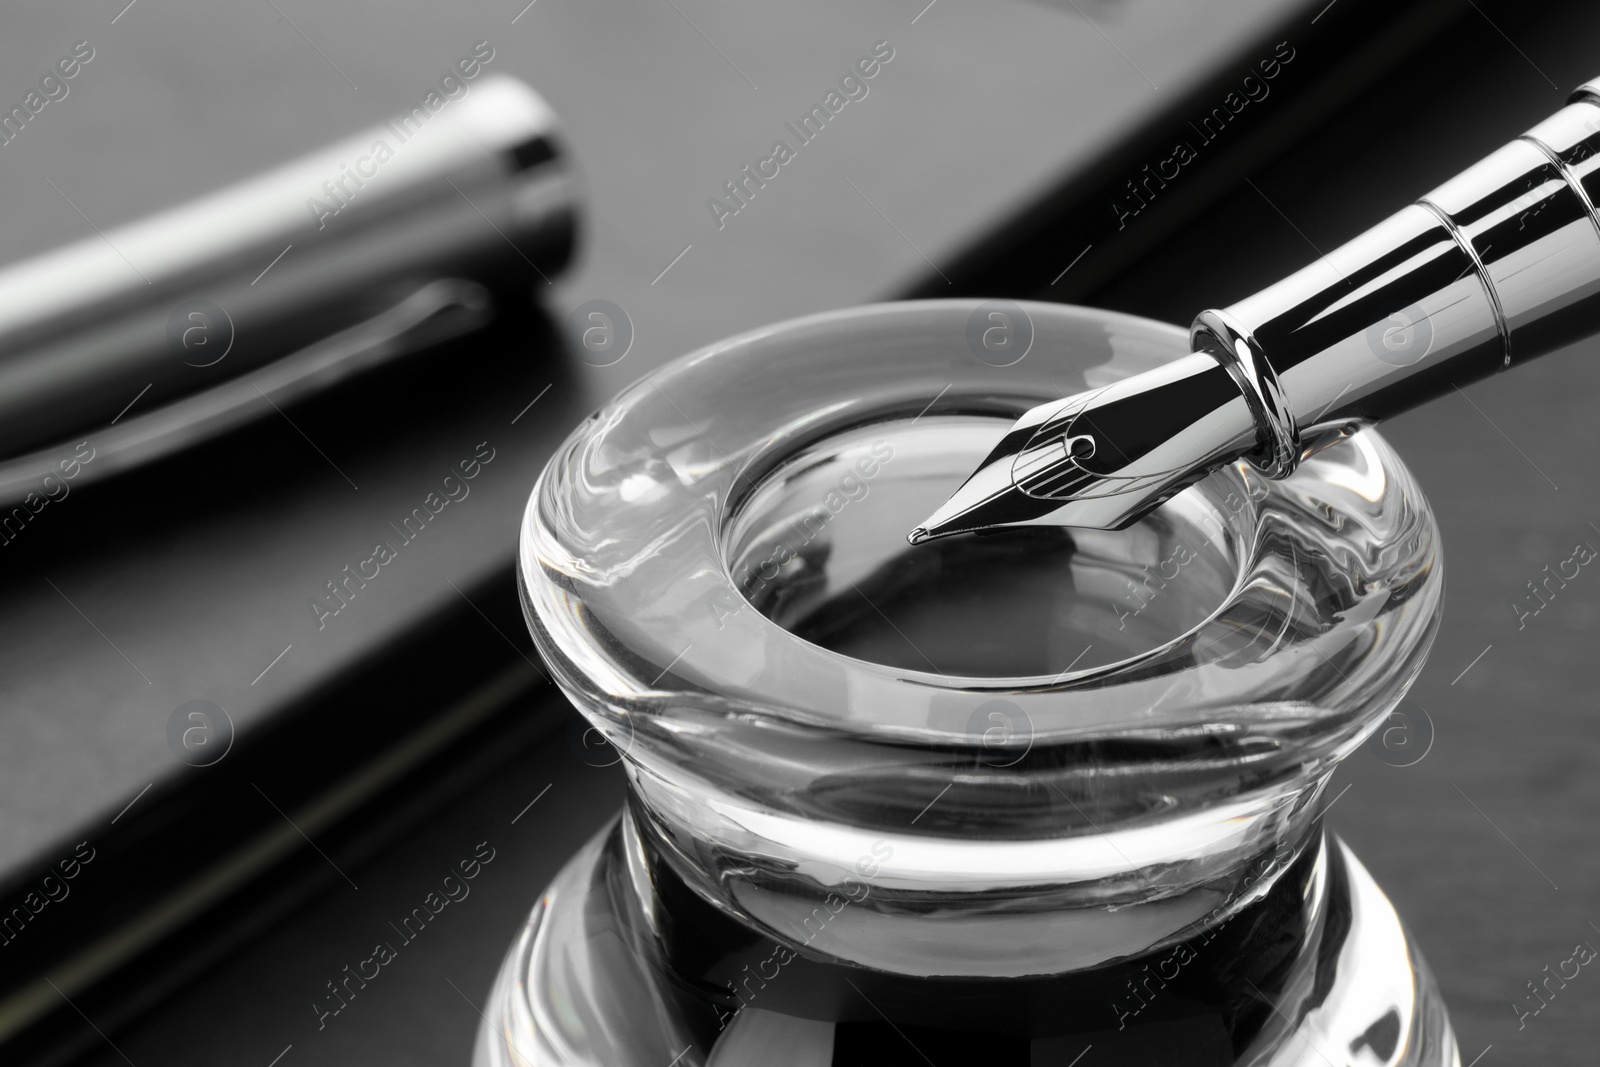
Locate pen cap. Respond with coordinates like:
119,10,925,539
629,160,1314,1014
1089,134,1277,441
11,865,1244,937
0,75,576,459
1193,78,1600,463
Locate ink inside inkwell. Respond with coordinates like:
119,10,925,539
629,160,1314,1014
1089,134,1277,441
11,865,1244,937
725,417,1245,677
477,301,1456,1065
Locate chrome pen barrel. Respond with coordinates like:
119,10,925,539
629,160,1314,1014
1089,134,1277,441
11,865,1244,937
1195,77,1600,470
0,75,575,460
916,76,1600,542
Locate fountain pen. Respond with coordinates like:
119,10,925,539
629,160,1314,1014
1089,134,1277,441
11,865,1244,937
911,74,1600,543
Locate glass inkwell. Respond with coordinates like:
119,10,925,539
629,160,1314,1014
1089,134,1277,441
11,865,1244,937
474,299,1454,1066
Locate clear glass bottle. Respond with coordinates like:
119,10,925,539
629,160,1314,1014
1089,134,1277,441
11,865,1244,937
476,300,1457,1066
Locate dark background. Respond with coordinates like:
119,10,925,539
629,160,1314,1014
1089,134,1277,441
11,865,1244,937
0,0,1595,1063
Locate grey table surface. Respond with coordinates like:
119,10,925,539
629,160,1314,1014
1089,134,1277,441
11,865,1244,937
2,0,1597,1063
0,0,1295,879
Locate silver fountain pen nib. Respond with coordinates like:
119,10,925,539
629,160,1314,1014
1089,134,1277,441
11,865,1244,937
908,352,1262,544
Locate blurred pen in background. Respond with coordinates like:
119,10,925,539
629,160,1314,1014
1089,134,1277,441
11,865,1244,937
0,74,576,507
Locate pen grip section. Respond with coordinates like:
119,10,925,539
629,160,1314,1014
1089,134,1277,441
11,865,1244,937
1198,84,1600,445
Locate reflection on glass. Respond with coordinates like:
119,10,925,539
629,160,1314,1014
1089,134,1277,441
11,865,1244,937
478,301,1456,1066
